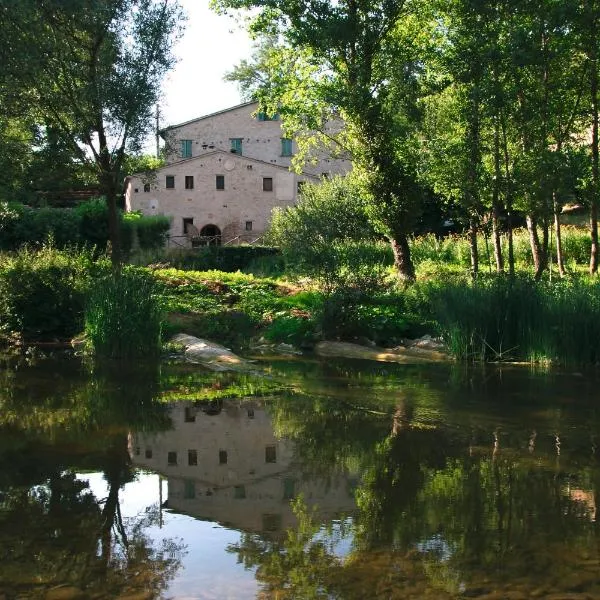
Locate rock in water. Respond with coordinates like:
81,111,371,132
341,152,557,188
170,333,255,372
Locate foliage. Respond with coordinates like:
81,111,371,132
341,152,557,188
0,0,184,264
122,211,171,250
268,175,377,278
417,275,600,365
84,268,163,358
0,198,170,254
136,245,281,272
0,245,103,342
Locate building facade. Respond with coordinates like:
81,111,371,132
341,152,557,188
124,101,350,246
129,399,358,535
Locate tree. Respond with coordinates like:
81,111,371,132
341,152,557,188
0,0,184,265
215,0,434,280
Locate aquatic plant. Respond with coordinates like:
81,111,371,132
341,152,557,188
419,275,600,365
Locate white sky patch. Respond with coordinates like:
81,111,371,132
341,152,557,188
161,0,253,128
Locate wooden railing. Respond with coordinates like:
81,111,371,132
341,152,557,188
166,233,264,248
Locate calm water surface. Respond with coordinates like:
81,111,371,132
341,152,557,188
1,355,600,599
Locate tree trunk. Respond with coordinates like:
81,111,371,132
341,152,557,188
526,214,547,279
390,234,415,282
469,218,479,278
100,173,122,268
492,115,504,272
507,212,515,277
590,1,599,274
500,115,514,276
492,206,504,273
553,193,566,276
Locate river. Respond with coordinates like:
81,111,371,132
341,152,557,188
1,354,599,599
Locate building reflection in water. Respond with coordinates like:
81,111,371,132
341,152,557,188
129,399,358,535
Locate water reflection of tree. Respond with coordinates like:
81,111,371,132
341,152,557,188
232,372,600,599
0,360,184,599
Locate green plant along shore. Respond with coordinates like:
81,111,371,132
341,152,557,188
2,227,600,366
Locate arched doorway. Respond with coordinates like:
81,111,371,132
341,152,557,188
199,224,221,246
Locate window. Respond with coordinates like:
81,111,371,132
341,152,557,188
219,449,228,464
234,485,246,499
281,138,293,157
166,175,175,189
216,175,225,190
265,445,277,463
188,449,198,466
181,139,192,158
257,112,279,121
184,480,196,499
262,513,282,532
263,177,273,192
134,188,139,193
183,218,194,235
245,221,253,231
143,183,151,193
184,405,196,422
247,408,255,419
145,448,153,459
167,451,177,466
185,175,194,190
297,181,305,195
230,138,243,155
283,478,297,500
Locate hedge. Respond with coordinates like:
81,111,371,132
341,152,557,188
0,198,169,254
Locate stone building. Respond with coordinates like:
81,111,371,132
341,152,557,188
129,399,358,535
124,101,350,246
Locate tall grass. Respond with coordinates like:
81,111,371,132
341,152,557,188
417,275,600,366
85,268,163,358
411,227,593,276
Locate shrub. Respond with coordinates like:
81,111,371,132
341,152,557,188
135,214,171,249
152,246,281,272
75,198,110,250
0,245,100,341
84,268,163,358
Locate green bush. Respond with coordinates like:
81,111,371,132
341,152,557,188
139,246,281,272
264,314,318,347
0,202,27,250
0,246,101,341
74,198,110,250
560,226,591,265
135,214,171,249
84,268,163,358
0,198,170,255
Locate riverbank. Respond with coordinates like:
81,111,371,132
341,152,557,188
2,246,600,367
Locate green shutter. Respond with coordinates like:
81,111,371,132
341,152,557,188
281,138,293,156
230,138,243,154
181,139,192,158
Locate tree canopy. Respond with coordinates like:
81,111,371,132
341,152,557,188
0,0,184,263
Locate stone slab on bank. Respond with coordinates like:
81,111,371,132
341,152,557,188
314,339,451,363
170,333,255,372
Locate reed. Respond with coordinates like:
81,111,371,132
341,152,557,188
419,275,600,366
84,268,163,358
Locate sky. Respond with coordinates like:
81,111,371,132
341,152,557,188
160,0,254,129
